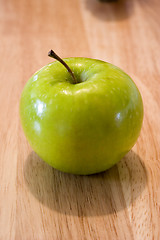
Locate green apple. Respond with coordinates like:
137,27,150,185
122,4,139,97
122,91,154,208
20,50,143,175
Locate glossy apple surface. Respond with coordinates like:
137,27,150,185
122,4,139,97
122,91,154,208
20,58,143,175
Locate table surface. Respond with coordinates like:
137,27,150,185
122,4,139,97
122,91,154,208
0,0,160,239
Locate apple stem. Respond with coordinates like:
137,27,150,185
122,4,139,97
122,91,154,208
48,50,78,84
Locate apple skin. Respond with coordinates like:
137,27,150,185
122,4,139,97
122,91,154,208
20,58,143,175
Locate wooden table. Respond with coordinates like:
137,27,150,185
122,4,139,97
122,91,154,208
0,0,160,239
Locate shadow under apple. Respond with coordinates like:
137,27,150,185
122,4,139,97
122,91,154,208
85,0,134,21
24,150,147,217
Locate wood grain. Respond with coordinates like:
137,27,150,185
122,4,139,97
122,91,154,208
0,0,160,239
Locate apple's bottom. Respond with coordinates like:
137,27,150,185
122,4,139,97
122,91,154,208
36,152,128,176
